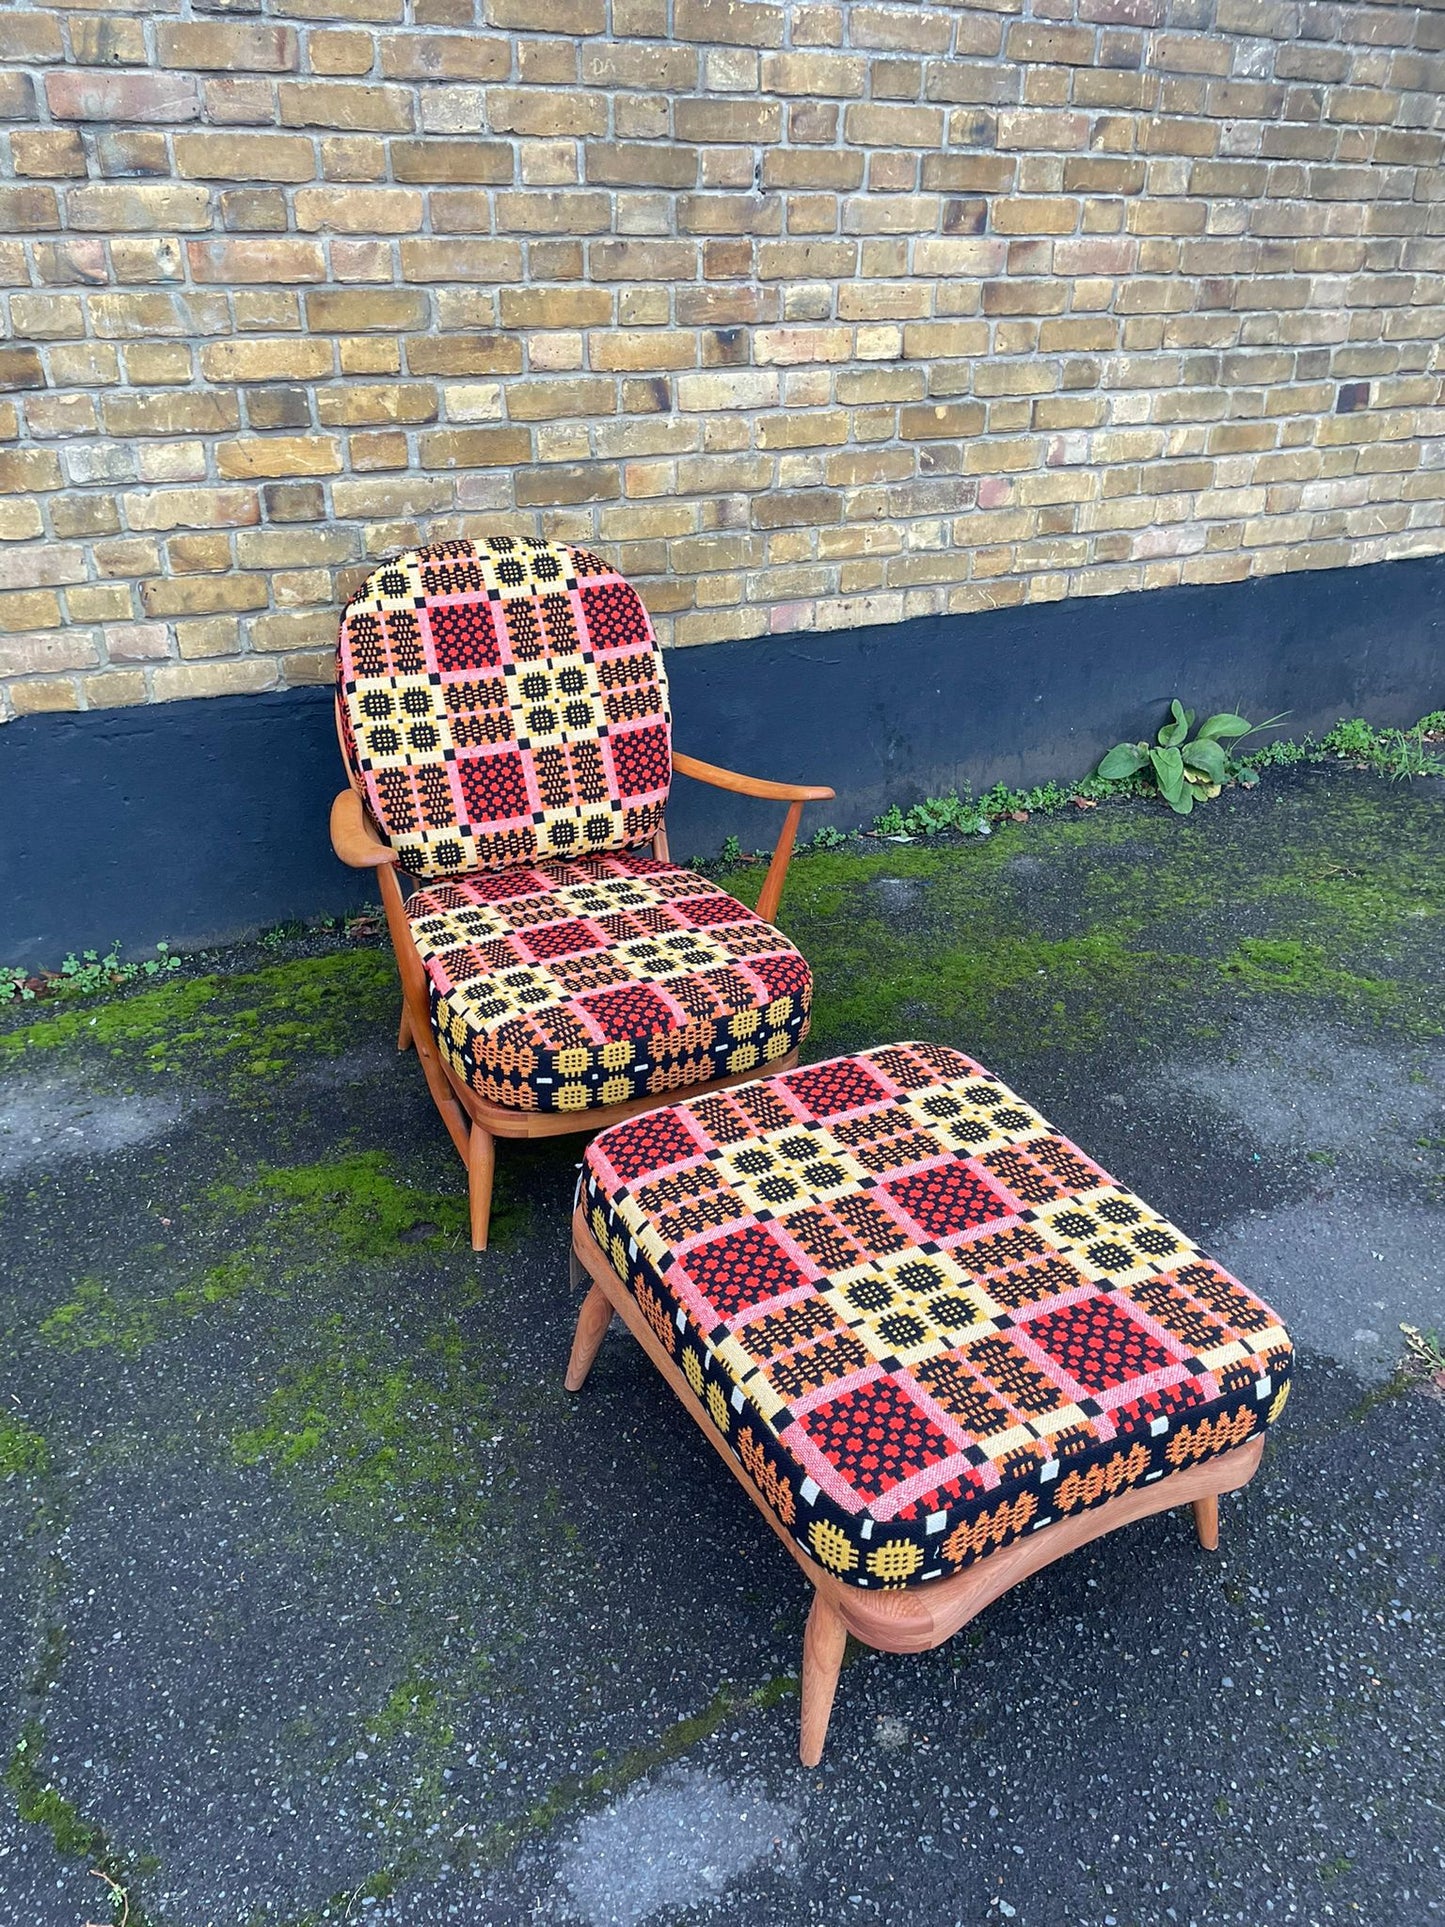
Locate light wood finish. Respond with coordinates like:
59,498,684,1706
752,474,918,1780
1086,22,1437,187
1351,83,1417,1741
800,1590,849,1770
330,787,400,869
564,1280,614,1393
670,752,836,927
567,1206,1267,1761
1192,1494,1220,1551
467,1121,496,1253
670,751,835,804
329,703,832,1249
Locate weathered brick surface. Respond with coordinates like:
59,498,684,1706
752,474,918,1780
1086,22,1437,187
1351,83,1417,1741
1,0,1444,715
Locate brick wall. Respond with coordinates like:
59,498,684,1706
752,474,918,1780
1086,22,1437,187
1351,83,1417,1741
1,0,1443,721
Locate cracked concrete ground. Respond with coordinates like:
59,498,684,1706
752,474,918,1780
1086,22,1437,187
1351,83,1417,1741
1,765,1443,1927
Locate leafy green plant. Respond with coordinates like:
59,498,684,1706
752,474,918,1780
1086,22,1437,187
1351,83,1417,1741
1399,1323,1445,1395
1098,701,1286,814
873,791,987,839
807,823,849,851
1,966,36,1004
1321,716,1445,781
2,942,183,1005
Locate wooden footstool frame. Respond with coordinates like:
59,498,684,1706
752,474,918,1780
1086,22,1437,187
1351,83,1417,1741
566,1205,1265,1768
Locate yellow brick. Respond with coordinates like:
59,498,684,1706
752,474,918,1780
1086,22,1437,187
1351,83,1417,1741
278,82,414,132
174,133,316,183
11,677,82,714
11,130,87,179
202,339,335,383
216,436,344,480
310,31,376,76
151,659,278,701
294,187,424,232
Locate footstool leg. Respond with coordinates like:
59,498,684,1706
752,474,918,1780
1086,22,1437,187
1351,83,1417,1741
1191,1494,1220,1551
799,1589,848,1769
565,1278,613,1393
397,1003,413,1052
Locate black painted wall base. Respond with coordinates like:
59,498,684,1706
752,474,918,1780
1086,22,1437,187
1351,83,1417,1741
3,553,1442,968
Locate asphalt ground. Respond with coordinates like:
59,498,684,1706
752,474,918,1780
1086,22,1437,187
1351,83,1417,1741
1,765,1442,1927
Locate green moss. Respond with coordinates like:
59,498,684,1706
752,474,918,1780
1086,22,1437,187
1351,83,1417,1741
40,1278,155,1354
755,772,1445,1062
813,927,1173,1057
1218,939,1399,1007
209,1151,475,1262
230,1312,498,1538
0,1414,49,1476
40,1261,272,1355
4,1724,101,1859
469,1672,799,1870
0,974,224,1062
4,1721,153,1923
0,949,398,1088
367,1670,457,1752
766,832,1191,1060
39,1151,510,1359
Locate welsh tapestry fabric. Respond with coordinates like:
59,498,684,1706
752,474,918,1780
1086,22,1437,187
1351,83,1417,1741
582,1042,1293,1590
337,536,670,879
407,852,812,1113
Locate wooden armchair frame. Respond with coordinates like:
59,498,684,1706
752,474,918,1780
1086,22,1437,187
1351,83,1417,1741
330,720,833,1250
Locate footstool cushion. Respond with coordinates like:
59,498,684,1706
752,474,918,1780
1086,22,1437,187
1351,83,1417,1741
580,1041,1293,1590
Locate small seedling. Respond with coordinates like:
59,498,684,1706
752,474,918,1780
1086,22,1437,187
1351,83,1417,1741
1399,1323,1445,1395
2,943,182,1005
807,824,849,851
872,792,987,839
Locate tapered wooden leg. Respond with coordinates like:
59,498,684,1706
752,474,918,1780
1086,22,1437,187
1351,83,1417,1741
467,1124,495,1252
564,1279,613,1393
397,1004,413,1052
799,1589,848,1768
1191,1494,1219,1551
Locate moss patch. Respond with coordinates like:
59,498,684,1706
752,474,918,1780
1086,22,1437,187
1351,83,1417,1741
230,1312,500,1539
368,1670,458,1753
0,949,398,1089
37,1150,514,1359
1218,939,1399,1006
765,775,1445,1062
0,1413,49,1476
208,1150,474,1263
4,1721,155,1924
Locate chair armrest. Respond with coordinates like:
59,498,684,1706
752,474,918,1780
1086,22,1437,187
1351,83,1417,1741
330,788,398,869
671,751,834,804
670,755,834,925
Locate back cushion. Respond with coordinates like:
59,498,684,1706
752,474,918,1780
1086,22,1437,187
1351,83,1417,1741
337,537,671,877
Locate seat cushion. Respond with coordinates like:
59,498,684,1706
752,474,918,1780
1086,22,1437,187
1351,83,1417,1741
407,852,812,1112
581,1042,1293,1590
337,537,670,879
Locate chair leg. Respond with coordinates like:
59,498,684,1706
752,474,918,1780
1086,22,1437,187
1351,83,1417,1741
799,1589,848,1769
1191,1494,1220,1551
397,1003,413,1052
564,1280,613,1393
467,1124,495,1252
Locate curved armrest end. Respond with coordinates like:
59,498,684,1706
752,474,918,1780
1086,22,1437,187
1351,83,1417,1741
330,788,398,869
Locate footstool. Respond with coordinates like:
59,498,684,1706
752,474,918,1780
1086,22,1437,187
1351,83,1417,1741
565,1041,1293,1765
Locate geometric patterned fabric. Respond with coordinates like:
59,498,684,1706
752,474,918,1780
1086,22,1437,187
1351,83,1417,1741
407,851,813,1113
337,536,670,879
582,1042,1293,1590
